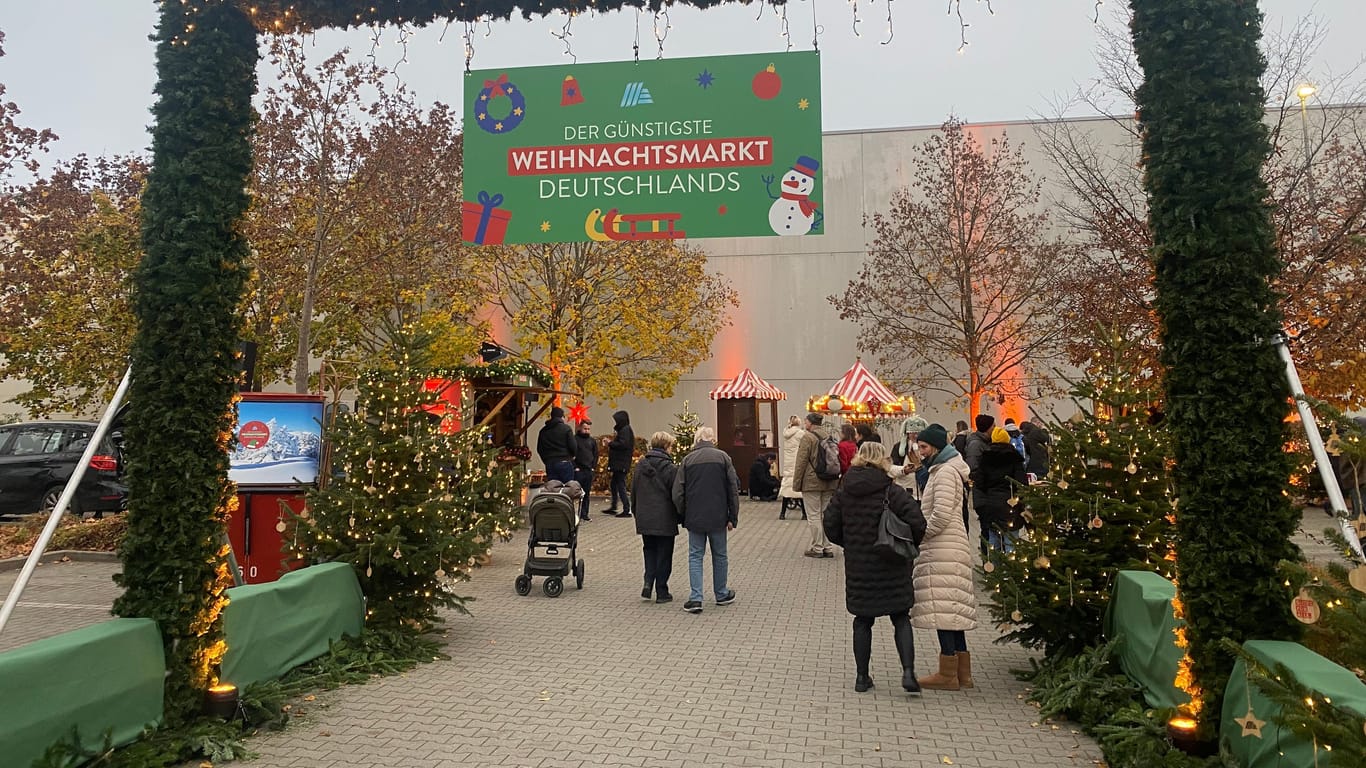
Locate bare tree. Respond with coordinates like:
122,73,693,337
1040,8,1366,405
832,117,1074,418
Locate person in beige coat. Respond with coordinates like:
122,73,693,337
909,423,977,691
792,413,840,558
778,415,806,520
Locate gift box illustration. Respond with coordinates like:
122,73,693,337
462,190,513,245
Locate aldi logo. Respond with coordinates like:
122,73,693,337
620,82,654,107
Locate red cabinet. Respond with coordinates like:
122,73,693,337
228,489,308,584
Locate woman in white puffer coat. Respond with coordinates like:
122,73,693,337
778,415,806,520
908,423,977,691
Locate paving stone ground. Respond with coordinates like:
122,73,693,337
0,504,1345,767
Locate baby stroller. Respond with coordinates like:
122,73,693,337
515,480,586,597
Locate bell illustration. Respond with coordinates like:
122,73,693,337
561,74,585,106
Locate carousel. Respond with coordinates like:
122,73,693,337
807,358,915,422
709,367,787,492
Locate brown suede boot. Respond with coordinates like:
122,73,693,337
956,651,974,688
917,654,960,691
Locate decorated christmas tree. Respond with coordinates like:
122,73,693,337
297,328,521,631
984,336,1177,658
670,399,702,461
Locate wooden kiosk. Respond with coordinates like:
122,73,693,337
709,368,787,493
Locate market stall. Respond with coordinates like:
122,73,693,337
709,367,787,492
807,358,915,422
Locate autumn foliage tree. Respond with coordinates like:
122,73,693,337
832,118,1073,417
244,36,483,390
0,156,146,414
484,239,738,402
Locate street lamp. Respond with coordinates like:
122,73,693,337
1296,83,1318,243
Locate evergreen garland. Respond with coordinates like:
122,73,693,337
235,1,736,31
434,360,552,388
1130,0,1301,726
983,345,1175,658
115,0,259,721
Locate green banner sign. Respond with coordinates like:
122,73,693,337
462,51,823,245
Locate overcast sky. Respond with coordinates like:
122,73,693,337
2,0,1362,167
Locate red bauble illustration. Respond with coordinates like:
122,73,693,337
751,64,782,100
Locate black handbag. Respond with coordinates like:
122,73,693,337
874,487,920,562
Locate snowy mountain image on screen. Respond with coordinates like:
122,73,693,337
229,417,322,485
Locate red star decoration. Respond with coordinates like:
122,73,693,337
568,402,590,423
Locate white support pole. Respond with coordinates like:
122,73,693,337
1274,334,1365,560
0,367,132,639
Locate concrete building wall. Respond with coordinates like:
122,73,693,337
584,116,1121,441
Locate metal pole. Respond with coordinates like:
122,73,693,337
1274,334,1364,560
0,367,133,638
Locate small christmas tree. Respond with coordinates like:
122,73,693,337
670,399,702,462
983,335,1177,658
297,327,521,631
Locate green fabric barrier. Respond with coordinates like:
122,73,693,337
1223,640,1366,768
1104,569,1189,709
0,618,164,768
222,562,364,689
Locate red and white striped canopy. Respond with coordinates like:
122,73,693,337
827,359,900,405
709,367,787,401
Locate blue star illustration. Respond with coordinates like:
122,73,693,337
696,69,715,89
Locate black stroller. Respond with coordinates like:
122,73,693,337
514,480,586,597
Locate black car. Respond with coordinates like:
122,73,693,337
0,420,128,516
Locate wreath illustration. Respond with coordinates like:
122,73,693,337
474,73,526,134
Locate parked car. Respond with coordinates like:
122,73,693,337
0,421,127,517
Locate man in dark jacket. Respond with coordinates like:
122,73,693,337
536,406,576,483
748,454,779,501
573,419,598,521
607,410,636,517
632,432,681,603
1019,420,1051,479
672,426,739,614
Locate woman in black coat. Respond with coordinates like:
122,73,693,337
631,432,680,603
971,427,1028,554
823,441,928,694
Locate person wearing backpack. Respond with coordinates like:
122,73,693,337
823,441,927,694
793,413,841,558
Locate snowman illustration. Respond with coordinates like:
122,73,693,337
762,155,823,236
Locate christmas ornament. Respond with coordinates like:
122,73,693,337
1090,515,1104,529
366,565,373,578
751,63,782,100
276,520,287,533
393,547,403,559
349,515,356,528
1291,589,1321,624
1125,462,1138,474
435,568,447,580
366,457,375,470
983,561,996,573
1007,496,1019,507
1034,555,1051,569
1011,609,1023,622
1234,709,1266,738
1056,479,1069,490
560,74,584,106
1348,565,1366,594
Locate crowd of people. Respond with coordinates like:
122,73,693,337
534,405,1051,694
